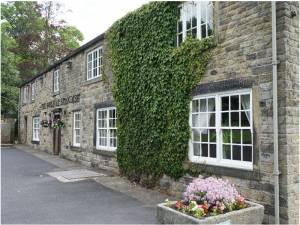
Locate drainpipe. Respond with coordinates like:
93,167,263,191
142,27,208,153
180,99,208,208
272,1,280,224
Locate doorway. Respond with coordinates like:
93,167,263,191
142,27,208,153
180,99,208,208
53,112,61,155
24,116,27,144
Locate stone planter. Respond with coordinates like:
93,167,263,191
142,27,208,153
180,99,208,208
157,201,264,224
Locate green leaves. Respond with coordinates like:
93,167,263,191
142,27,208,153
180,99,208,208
107,2,215,185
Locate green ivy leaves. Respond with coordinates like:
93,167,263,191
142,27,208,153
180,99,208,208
107,2,215,186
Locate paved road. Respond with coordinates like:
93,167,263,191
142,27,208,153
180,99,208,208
1,147,156,224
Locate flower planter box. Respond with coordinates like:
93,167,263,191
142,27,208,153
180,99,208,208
157,201,264,224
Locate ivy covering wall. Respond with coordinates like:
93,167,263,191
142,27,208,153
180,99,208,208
107,2,215,186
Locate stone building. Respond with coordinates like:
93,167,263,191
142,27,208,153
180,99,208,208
19,2,299,224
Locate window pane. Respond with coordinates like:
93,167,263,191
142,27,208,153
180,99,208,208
192,16,197,27
178,34,183,45
200,99,207,112
241,111,250,127
232,129,241,144
186,20,191,30
201,129,208,142
208,113,215,127
223,145,231,159
230,95,239,110
231,112,239,126
193,129,200,142
209,129,216,142
178,21,182,33
199,113,207,127
201,24,206,38
242,129,252,144
75,129,80,136
222,129,231,144
192,100,199,112
210,144,216,158
76,136,80,144
243,146,252,162
222,112,229,126
109,119,116,128
99,129,107,138
241,94,250,110
232,145,241,160
201,144,208,157
110,129,117,138
75,121,80,128
192,114,199,127
208,98,215,112
192,28,197,38
110,138,117,147
221,96,229,111
193,143,200,156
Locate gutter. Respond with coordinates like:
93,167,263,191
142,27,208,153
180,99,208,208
271,1,280,224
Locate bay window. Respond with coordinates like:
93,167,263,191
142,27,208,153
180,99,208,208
96,107,117,151
73,111,81,147
32,116,40,141
177,1,213,46
87,47,103,80
189,90,253,170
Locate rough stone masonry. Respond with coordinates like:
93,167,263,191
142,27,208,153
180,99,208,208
19,2,299,224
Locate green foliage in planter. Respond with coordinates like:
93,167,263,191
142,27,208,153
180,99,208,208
107,2,215,185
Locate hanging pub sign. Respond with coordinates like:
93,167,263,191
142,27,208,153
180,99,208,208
40,94,80,110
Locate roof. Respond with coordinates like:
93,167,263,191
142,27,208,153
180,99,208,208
20,32,105,87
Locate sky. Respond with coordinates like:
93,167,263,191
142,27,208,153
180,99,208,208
60,0,150,45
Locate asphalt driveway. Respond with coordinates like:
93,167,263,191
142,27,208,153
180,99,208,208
1,147,156,224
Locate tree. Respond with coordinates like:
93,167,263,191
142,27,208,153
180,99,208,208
1,22,21,116
1,1,84,115
1,1,84,81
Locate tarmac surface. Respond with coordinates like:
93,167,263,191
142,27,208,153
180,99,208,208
1,147,162,224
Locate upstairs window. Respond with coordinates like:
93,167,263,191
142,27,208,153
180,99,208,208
177,1,213,46
31,82,36,101
53,69,60,93
87,47,103,80
23,86,28,104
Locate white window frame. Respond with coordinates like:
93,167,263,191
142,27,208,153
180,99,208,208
32,116,40,141
31,82,36,101
73,111,81,147
177,1,213,46
53,69,60,93
96,107,117,151
87,47,103,81
189,89,253,170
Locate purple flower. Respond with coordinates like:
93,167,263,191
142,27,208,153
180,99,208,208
184,176,239,204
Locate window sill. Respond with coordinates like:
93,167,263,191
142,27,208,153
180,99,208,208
83,76,103,86
184,160,260,181
93,148,116,157
53,91,60,97
31,140,40,145
70,146,82,152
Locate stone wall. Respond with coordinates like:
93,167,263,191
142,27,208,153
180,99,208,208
1,115,17,144
19,1,299,224
19,38,119,174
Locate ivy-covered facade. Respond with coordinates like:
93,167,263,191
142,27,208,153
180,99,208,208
19,2,299,224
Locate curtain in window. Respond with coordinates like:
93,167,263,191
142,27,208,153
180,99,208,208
241,96,250,124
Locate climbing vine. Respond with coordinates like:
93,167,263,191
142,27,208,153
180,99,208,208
107,2,215,186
